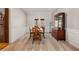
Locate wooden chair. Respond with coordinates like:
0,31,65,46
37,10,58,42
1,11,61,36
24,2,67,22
29,27,32,39
32,27,41,43
41,27,45,38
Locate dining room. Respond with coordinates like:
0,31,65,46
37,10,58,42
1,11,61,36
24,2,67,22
0,8,79,51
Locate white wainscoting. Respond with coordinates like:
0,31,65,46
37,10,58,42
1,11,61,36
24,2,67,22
9,27,27,43
66,28,79,48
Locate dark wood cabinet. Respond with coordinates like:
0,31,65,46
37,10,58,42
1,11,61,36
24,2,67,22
52,12,65,41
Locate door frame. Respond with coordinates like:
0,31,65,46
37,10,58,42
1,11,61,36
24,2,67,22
4,8,9,43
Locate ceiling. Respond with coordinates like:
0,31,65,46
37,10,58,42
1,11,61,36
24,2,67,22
21,8,57,14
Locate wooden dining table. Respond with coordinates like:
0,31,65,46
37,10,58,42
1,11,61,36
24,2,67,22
29,26,43,43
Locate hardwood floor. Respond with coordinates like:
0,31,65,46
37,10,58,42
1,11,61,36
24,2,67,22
0,43,8,49
1,33,79,51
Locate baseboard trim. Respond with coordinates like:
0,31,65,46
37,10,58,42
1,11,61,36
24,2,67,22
66,41,79,51
10,32,28,44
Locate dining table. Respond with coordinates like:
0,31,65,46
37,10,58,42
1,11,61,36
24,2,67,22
29,26,43,43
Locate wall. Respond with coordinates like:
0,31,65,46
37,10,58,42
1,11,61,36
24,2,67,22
0,8,4,13
9,8,27,43
52,8,79,48
26,12,52,33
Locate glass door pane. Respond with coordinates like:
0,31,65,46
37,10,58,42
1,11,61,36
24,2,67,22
58,15,63,30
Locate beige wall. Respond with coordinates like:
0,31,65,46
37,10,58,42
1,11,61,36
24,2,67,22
52,8,79,48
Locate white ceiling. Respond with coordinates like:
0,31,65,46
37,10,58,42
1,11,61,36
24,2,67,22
21,8,57,14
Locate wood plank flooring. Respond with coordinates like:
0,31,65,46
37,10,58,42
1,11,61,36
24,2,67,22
0,43,8,49
1,33,79,51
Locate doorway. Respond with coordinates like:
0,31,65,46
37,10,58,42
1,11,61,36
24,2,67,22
0,8,9,49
